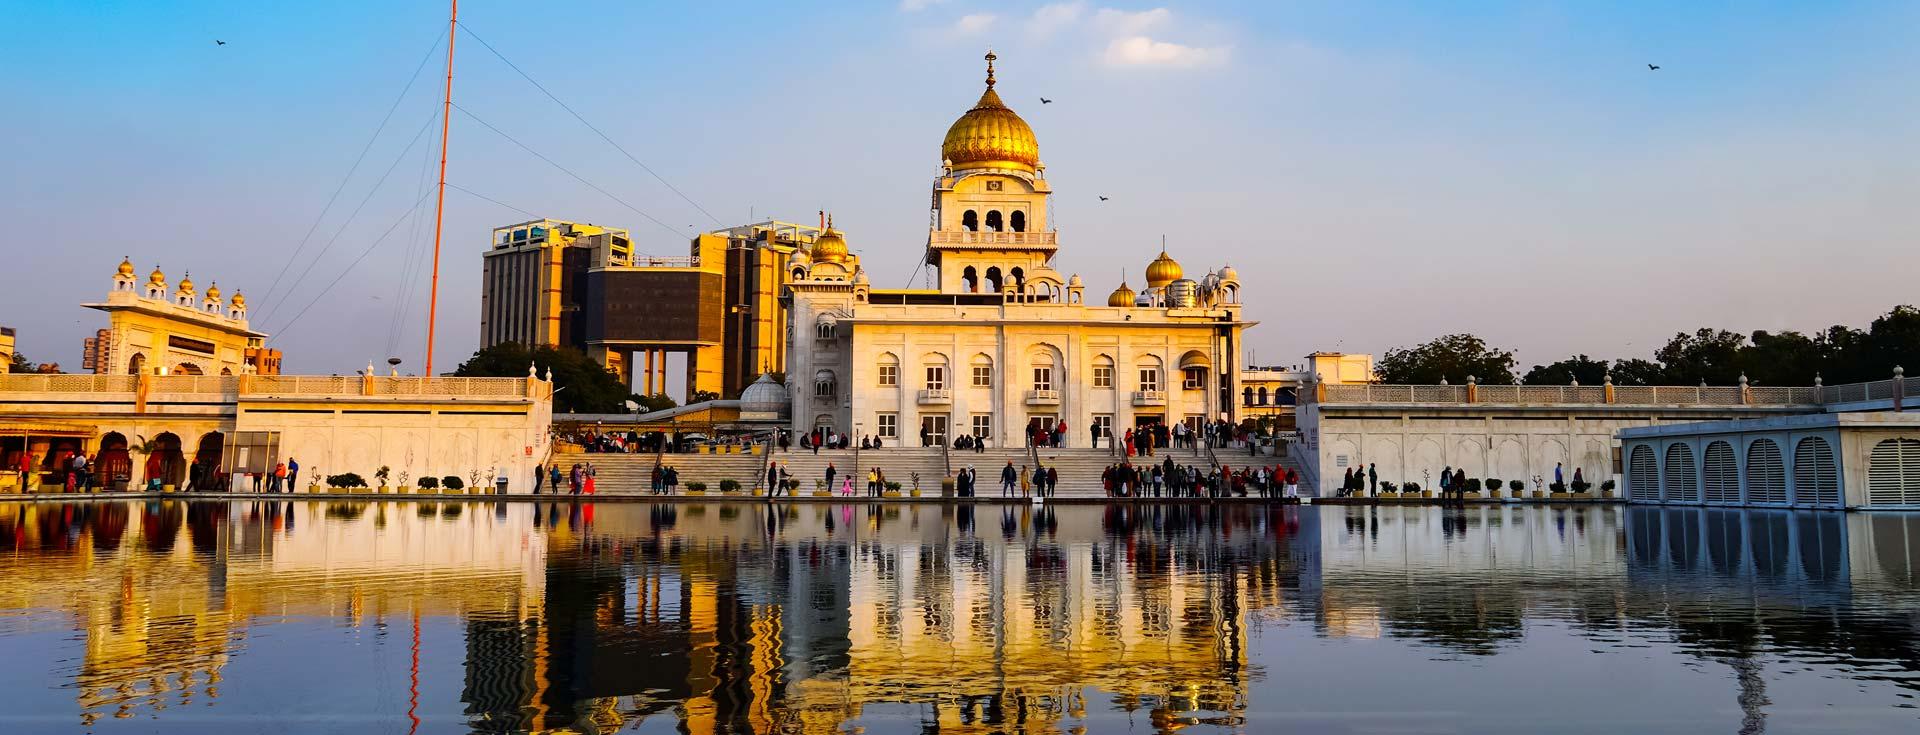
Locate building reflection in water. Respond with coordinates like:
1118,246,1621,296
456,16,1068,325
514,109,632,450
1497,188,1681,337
2,501,1918,733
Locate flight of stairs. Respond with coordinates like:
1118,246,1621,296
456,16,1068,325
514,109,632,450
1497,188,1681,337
575,451,768,494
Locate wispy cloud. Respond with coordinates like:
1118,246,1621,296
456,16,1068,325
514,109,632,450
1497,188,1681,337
1028,1,1088,39
898,0,951,12
1092,7,1170,36
1102,35,1230,68
951,13,998,35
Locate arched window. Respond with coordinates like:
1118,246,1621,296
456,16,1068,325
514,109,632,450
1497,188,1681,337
173,363,203,376
127,352,146,376
1703,441,1737,503
1243,387,1255,406
876,353,900,387
962,266,978,293
1629,445,1657,500
1010,267,1025,292
970,354,993,388
1793,437,1839,506
923,353,949,390
962,210,979,231
1747,439,1786,504
985,210,1003,232
815,317,835,340
1030,350,1056,392
1258,386,1269,405
1136,356,1164,393
1867,438,1920,506
1663,443,1698,502
792,267,806,281
985,267,1003,293
813,370,837,398
1092,354,1115,390
1010,211,1026,232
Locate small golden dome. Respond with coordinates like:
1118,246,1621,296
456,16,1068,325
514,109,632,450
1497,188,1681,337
812,217,849,263
940,51,1039,172
231,291,247,308
1107,281,1137,307
205,282,221,300
148,266,166,285
117,257,135,277
1145,250,1183,289
178,273,195,292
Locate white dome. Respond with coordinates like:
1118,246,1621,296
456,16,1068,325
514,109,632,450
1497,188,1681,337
739,373,788,416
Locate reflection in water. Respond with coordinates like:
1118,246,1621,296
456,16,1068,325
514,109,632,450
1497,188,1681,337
0,501,1917,733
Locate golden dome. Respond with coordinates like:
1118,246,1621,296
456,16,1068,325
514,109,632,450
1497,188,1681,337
178,273,195,292
205,282,221,300
149,266,166,285
1145,250,1183,289
117,257,135,277
811,218,849,263
1107,281,1137,307
940,51,1039,172
231,291,246,308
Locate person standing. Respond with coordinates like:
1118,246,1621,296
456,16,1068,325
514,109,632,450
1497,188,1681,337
584,463,597,495
271,461,287,493
1089,423,1101,449
825,462,837,495
1367,463,1378,495
766,462,780,497
1020,465,1032,498
287,457,300,493
1001,462,1017,497
536,463,547,494
550,464,563,494
867,468,880,497
1046,465,1058,497
1554,462,1565,487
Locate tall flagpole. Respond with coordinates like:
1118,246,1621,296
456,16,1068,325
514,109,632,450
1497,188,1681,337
424,0,458,376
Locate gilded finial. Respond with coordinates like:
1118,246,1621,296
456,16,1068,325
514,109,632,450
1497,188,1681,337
985,50,997,88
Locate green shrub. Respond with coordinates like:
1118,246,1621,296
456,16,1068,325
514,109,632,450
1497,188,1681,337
1403,482,1421,493
325,473,368,488
1465,478,1482,493
443,476,464,490
1379,481,1398,493
419,476,440,490
1485,478,1501,492
1508,480,1524,492
374,466,391,485
884,481,902,491
1570,480,1591,493
719,479,741,492
1600,479,1616,492
1550,481,1567,493
686,481,707,492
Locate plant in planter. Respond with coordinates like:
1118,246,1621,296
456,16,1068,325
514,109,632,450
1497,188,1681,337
1569,480,1591,494
326,472,368,490
1508,479,1524,496
1550,481,1568,494
375,465,391,491
909,472,922,495
1403,482,1422,495
719,479,742,493
685,481,708,493
1379,481,1398,495
469,470,482,495
884,481,903,493
1485,478,1501,495
419,476,440,493
1599,479,1616,496
396,470,411,492
1465,478,1482,494
443,476,465,494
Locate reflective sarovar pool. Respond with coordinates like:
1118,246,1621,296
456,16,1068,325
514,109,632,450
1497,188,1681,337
1,501,1916,734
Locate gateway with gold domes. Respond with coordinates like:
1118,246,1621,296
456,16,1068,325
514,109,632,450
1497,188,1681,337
82,259,279,375
782,53,1255,447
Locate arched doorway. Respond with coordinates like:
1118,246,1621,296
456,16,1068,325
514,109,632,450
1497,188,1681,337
127,352,146,375
191,432,224,492
145,433,185,490
172,363,203,376
97,432,131,491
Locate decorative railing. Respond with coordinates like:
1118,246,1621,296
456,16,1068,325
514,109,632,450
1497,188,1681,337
1131,390,1167,406
928,230,1057,247
916,389,952,404
0,373,536,399
0,374,139,393
1024,389,1061,405
1316,382,1834,407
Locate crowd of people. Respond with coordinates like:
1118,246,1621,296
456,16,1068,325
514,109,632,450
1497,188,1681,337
1102,458,1300,499
532,462,599,495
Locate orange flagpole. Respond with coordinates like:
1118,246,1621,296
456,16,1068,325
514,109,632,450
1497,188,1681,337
424,0,457,376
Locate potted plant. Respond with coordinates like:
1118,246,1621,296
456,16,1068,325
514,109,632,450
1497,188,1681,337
1599,479,1616,498
469,470,483,496
1485,478,1501,499
443,475,464,495
1508,479,1524,498
326,472,368,494
719,479,742,493
940,475,956,498
396,470,412,495
375,465,391,494
910,472,922,497
1405,481,1425,498
813,479,831,497
883,481,903,497
419,476,440,494
1464,478,1483,498
1379,481,1398,497
1532,476,1546,499
686,481,707,495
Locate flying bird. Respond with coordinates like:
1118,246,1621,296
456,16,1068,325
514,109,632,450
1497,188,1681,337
1039,97,1052,104
1098,196,1109,201
1647,63,1659,70
215,40,226,46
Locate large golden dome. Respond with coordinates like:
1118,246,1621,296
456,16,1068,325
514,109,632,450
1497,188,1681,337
148,266,166,285
1145,250,1183,288
811,218,849,263
117,257,135,277
940,51,1039,172
1107,281,1137,307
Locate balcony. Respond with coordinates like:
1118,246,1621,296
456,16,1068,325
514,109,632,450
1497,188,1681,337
1131,390,1167,407
1024,389,1061,406
917,389,952,405
927,230,1058,247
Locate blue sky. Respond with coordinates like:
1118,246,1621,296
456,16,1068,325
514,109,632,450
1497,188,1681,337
3,1,1915,376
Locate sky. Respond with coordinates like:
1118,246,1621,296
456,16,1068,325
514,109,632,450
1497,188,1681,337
3,0,1915,377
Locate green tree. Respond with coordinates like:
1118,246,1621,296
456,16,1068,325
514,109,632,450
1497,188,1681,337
1521,354,1610,385
1654,328,1747,385
1375,334,1517,384
452,343,631,414
1607,359,1664,386
1863,305,1920,379
634,393,678,412
1738,330,1821,386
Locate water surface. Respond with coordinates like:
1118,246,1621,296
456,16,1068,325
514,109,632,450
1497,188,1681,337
1,501,1917,734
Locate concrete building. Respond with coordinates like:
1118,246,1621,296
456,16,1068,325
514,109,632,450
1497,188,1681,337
82,259,277,377
1620,411,1920,509
480,219,633,350
783,52,1253,447
0,326,14,373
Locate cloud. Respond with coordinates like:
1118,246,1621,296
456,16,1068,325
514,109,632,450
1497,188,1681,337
1102,36,1230,68
1028,2,1089,38
1092,7,1170,36
898,0,951,11
951,13,998,35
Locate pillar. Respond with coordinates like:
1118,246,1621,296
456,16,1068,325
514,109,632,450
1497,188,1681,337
642,350,656,395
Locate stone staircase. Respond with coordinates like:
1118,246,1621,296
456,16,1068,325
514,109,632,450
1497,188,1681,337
576,451,768,494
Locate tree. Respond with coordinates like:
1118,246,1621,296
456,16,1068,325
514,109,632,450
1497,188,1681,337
1375,334,1517,385
1607,359,1664,386
1863,305,1920,379
452,343,631,414
634,393,677,413
1654,328,1747,385
1522,355,1609,386
1739,330,1820,386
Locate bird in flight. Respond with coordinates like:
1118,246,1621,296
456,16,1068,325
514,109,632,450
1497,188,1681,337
1040,97,1053,104
1647,63,1660,70
1098,196,1109,201
215,40,226,46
